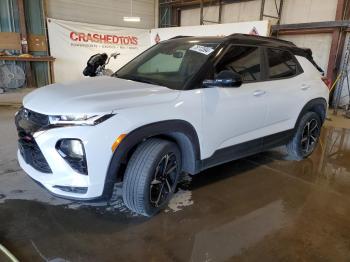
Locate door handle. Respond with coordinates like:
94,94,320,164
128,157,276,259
301,84,311,90
253,90,266,97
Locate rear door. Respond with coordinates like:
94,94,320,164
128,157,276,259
260,48,307,139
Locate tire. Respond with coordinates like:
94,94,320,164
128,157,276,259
286,111,322,160
122,138,181,217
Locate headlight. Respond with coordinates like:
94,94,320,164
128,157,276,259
49,113,115,126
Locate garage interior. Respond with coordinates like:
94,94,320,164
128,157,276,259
1,0,350,261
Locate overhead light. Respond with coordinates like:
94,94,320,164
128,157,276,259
123,16,141,22
124,0,140,22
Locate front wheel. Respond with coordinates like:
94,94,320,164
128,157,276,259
286,111,322,160
122,138,181,217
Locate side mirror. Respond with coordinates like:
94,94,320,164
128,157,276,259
203,70,242,88
173,51,184,58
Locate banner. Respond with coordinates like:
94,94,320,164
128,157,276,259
47,18,150,82
48,19,270,82
150,20,270,45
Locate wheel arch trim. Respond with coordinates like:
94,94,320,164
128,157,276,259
101,119,201,199
295,97,328,129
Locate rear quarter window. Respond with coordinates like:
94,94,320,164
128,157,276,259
267,48,301,79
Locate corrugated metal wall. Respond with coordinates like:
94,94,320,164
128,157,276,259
0,0,23,89
0,0,49,88
281,0,337,24
0,0,19,33
180,0,337,26
46,0,156,29
179,0,338,72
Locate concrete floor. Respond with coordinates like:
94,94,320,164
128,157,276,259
2,106,350,261
0,88,35,107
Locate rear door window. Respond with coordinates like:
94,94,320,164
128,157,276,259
266,48,299,79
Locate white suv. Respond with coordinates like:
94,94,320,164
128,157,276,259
16,34,329,216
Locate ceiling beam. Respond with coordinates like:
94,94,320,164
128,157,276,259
272,20,350,33
159,0,253,8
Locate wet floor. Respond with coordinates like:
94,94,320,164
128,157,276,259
1,106,350,261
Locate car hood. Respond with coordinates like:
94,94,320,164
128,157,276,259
23,76,180,115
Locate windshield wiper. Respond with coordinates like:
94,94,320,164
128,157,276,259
119,75,160,85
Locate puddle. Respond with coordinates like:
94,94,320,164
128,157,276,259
66,173,195,215
0,171,71,206
0,170,195,215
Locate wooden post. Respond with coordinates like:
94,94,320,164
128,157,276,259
260,0,266,20
327,0,347,83
42,0,54,84
17,0,34,88
200,0,204,25
218,0,222,24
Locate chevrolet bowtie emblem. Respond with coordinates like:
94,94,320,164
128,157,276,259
22,109,29,119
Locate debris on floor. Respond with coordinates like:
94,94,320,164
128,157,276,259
166,189,194,213
165,173,194,213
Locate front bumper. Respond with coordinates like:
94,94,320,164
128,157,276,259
16,117,126,200
18,150,99,200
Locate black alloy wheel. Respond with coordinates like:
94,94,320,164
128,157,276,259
149,152,178,208
122,138,181,216
300,118,320,155
286,111,322,160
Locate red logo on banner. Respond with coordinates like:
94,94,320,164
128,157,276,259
155,33,160,44
249,27,259,36
69,32,138,45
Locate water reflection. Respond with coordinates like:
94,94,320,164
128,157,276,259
248,127,350,195
2,127,350,261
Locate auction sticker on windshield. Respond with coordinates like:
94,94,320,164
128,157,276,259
189,45,214,55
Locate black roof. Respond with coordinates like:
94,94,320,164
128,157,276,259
167,34,323,73
169,34,296,48
225,33,296,47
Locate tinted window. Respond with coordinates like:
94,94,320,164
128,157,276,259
116,41,219,90
137,51,185,74
217,46,261,82
267,48,298,79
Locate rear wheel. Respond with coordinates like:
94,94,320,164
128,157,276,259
122,138,181,217
287,111,321,160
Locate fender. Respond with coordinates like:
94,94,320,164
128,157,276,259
101,120,201,199
294,97,328,130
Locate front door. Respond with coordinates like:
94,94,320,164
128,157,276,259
201,45,268,160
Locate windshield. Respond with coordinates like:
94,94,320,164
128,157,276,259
115,40,220,90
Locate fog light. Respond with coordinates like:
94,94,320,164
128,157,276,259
56,139,88,175
57,139,84,159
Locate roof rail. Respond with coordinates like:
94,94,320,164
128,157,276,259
226,33,296,46
168,35,193,40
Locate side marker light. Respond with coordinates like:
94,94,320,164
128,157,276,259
112,134,127,152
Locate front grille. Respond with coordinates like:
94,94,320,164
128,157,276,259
18,137,52,173
15,107,52,173
53,185,88,194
